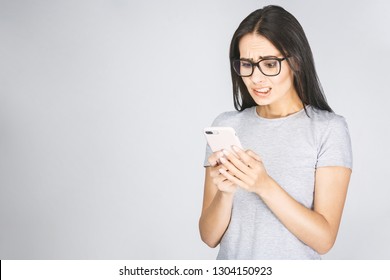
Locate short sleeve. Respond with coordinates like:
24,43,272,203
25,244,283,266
316,115,353,169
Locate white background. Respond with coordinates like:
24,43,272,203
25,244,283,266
1,0,389,259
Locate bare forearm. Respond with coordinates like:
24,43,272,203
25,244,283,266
213,143,350,255
199,191,234,248
258,177,335,254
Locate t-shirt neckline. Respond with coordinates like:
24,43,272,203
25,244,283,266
252,106,308,121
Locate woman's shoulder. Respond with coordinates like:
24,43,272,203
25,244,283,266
307,106,352,168
307,106,348,126
306,106,350,141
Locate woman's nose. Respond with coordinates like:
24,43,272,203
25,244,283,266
250,66,266,84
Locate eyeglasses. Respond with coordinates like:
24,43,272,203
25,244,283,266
232,57,288,77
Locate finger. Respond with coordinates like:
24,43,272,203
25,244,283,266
208,151,224,167
221,158,245,177
220,156,251,182
210,164,227,178
218,177,234,187
219,168,249,190
209,167,220,177
215,170,236,189
222,149,251,174
217,178,237,193
215,175,228,186
207,156,218,167
232,146,258,167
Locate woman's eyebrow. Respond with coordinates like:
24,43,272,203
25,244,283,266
240,55,281,60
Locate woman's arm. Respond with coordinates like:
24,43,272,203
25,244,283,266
218,147,351,254
198,152,237,248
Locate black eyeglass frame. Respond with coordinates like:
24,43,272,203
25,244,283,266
232,57,288,77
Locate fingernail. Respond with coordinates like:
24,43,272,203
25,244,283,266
219,168,225,174
220,157,227,163
223,149,230,156
232,145,240,152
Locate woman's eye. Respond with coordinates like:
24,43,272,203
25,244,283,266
240,62,252,68
262,60,277,68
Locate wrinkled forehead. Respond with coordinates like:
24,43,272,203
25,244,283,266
238,33,282,60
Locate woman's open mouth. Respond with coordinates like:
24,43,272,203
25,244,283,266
253,87,272,97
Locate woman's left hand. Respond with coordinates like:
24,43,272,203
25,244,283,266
218,146,270,195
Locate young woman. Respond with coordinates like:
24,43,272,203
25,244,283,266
199,5,352,259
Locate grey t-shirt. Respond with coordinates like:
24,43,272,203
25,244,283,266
203,105,352,260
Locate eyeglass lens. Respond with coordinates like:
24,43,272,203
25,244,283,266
233,59,281,77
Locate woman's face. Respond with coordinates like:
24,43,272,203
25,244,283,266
238,33,298,108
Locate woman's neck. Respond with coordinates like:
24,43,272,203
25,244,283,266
256,98,304,119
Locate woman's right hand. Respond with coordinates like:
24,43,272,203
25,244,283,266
200,151,237,247
208,151,238,194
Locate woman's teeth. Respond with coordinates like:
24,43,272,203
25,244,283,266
255,88,271,93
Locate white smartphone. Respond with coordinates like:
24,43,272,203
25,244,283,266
204,127,243,152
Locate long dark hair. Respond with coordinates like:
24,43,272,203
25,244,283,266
230,5,332,113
